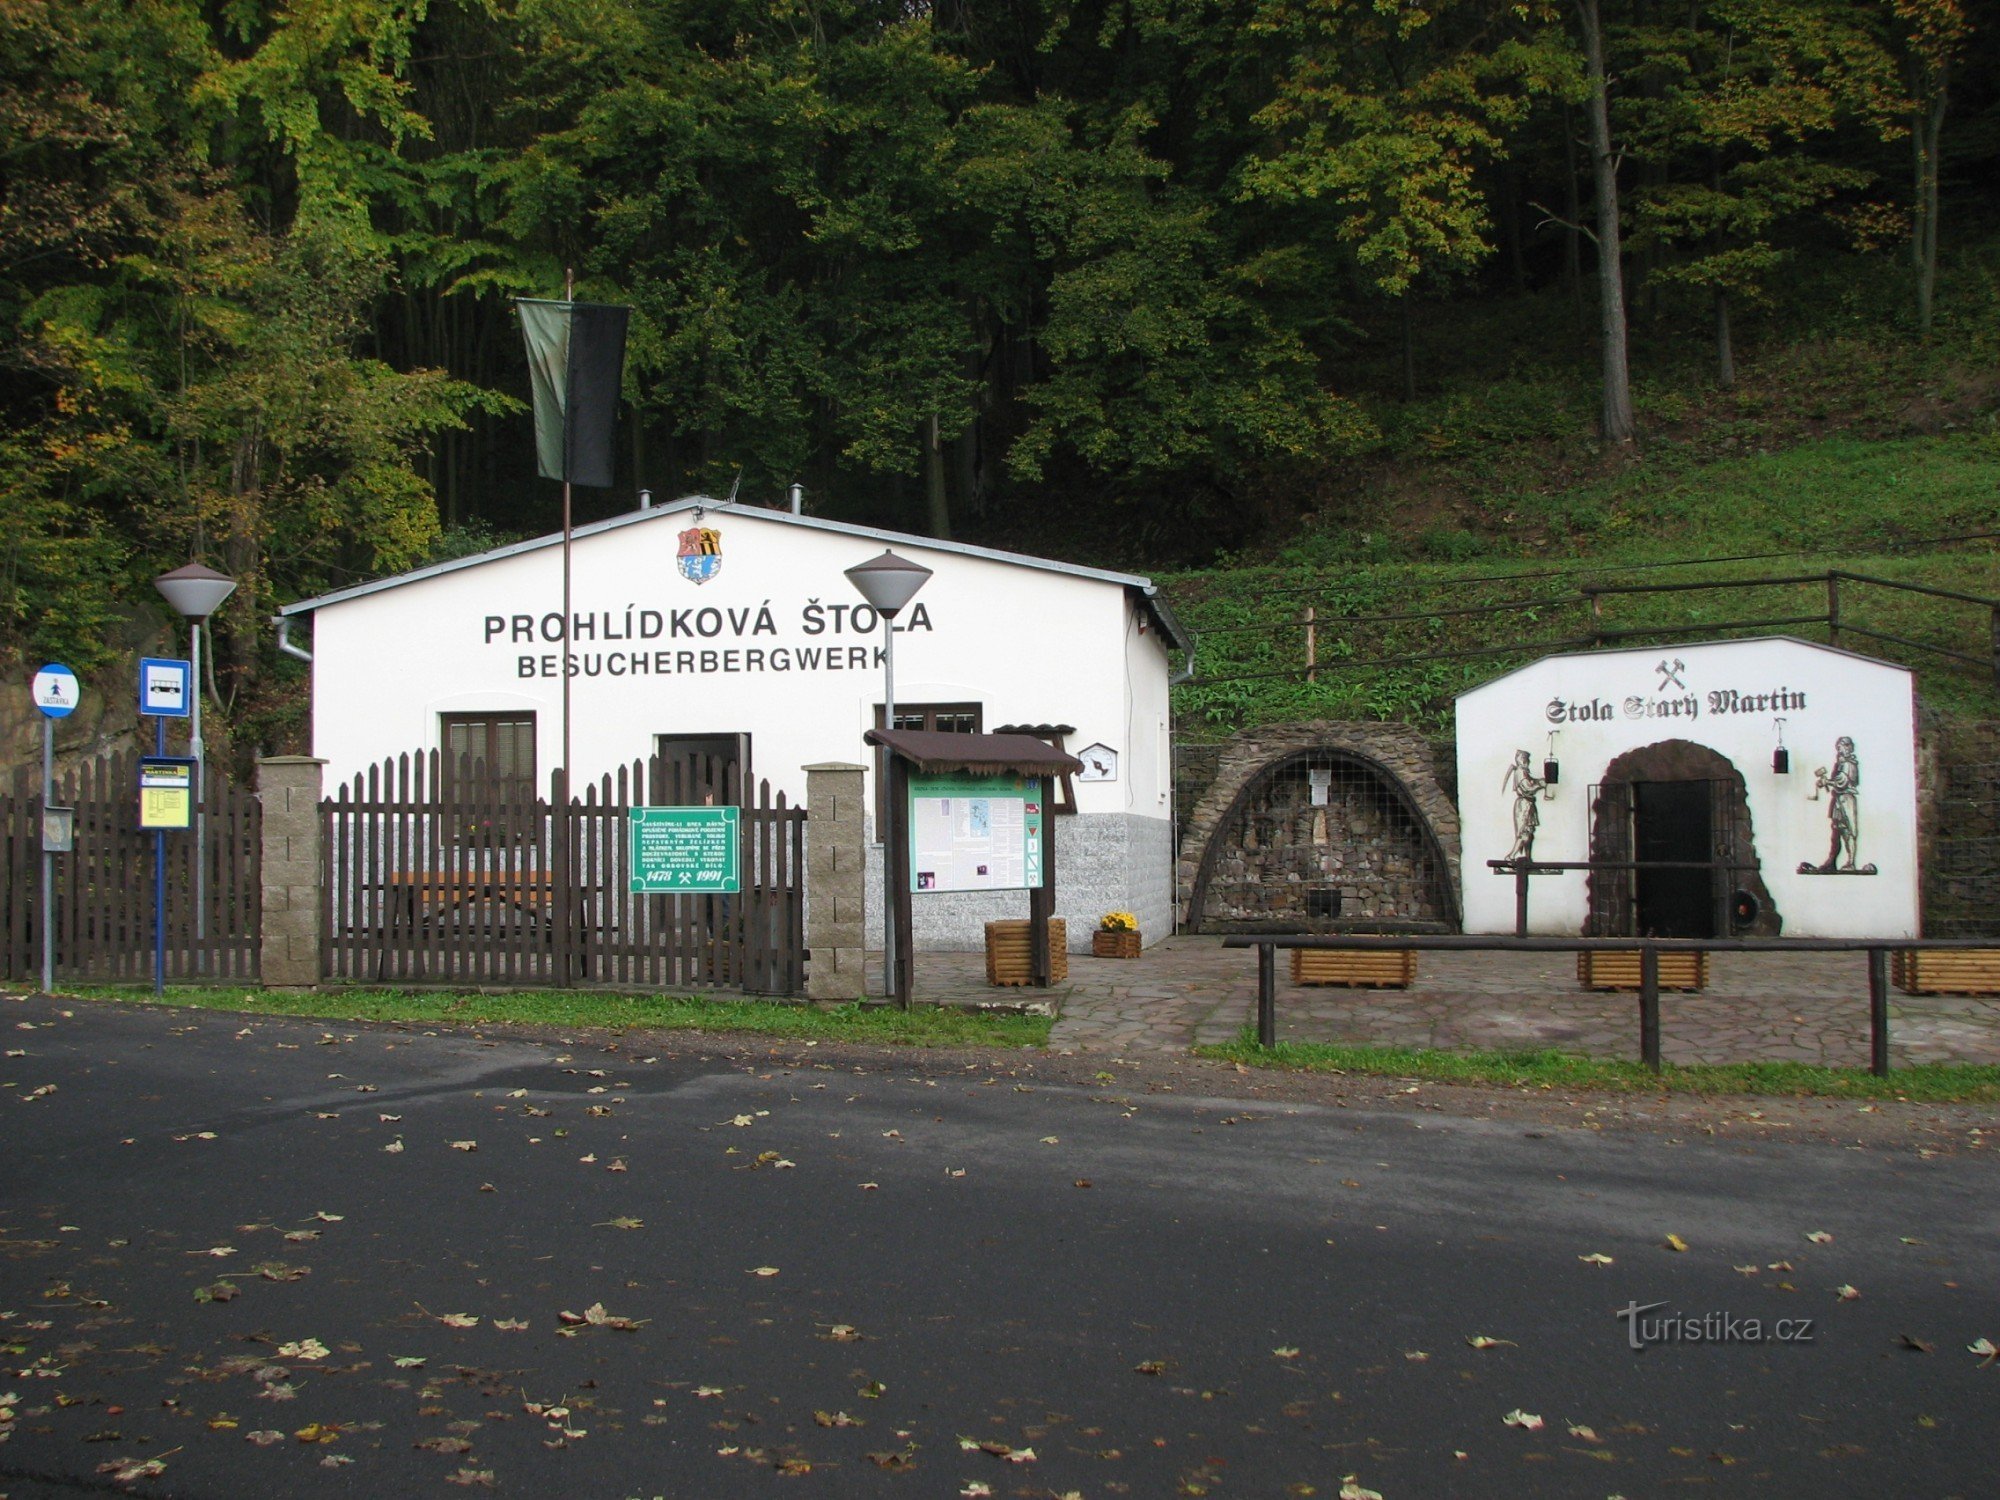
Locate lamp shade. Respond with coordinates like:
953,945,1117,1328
843,550,933,617
154,563,238,621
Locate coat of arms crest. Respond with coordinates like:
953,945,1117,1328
678,526,721,585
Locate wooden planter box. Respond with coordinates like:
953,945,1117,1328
985,919,1068,987
1892,948,2000,995
1576,950,1709,992
1092,929,1142,959
1290,947,1418,989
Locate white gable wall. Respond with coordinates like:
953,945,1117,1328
300,504,1178,949
1455,638,1919,938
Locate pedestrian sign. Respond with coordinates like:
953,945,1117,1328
139,657,192,717
31,663,79,718
629,806,740,893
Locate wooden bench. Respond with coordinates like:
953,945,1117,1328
383,871,555,929
1891,948,2000,995
1290,948,1418,989
1576,950,1709,992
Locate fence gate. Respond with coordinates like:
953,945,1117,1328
321,752,805,993
0,751,261,983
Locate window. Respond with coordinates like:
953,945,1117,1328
441,713,537,789
654,733,749,806
874,702,981,833
995,723,1077,815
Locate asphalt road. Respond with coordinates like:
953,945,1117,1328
1,991,1994,1499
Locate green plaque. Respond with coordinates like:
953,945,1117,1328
629,806,740,893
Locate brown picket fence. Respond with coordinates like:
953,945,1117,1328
321,751,805,993
0,751,260,983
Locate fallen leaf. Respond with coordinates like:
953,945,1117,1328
444,1469,496,1487
1567,1423,1601,1443
450,1140,478,1152
1272,1346,1300,1359
435,1312,480,1328
1665,1234,1689,1252
1734,1264,1760,1275
1578,1253,1614,1266
1133,1360,1167,1375
245,1430,285,1446
96,1456,166,1483
749,1266,780,1277
276,1338,329,1361
1968,1337,1997,1366
383,1139,404,1154
1040,1136,1060,1145
1806,1230,1834,1244
493,1319,529,1332
1898,1334,1934,1353
1466,1335,1515,1350
821,1324,862,1342
1503,1409,1544,1431
1339,1480,1384,1500
867,1449,915,1469
813,1409,863,1428
393,1356,426,1369
415,1435,474,1454
1835,1285,1861,1302
597,1217,644,1231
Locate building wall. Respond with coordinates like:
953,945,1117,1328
305,505,1175,821
1456,638,1919,938
866,811,1174,953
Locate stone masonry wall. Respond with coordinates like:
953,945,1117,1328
1176,723,1461,930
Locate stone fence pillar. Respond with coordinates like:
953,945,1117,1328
804,762,867,1000
257,756,325,987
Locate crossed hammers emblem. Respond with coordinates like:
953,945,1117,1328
1656,658,1686,691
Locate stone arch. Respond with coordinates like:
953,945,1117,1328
1588,738,1780,937
1179,723,1460,931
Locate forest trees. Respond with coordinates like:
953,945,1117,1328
1,0,1991,698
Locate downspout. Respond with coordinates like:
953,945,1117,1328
271,615,313,663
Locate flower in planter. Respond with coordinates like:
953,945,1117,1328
1099,911,1138,933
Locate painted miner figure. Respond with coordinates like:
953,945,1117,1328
1813,736,1860,872
1502,748,1549,863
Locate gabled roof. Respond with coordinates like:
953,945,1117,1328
279,496,1191,653
865,728,1084,777
1456,634,1910,700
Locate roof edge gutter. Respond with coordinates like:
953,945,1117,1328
271,615,313,663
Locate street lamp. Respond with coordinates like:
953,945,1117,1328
154,562,237,970
844,549,932,1000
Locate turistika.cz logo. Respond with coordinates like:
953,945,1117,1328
1617,1301,1815,1351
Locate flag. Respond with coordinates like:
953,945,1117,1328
517,298,630,488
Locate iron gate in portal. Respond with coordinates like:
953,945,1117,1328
1188,748,1456,932
1586,778,1743,938
321,751,805,992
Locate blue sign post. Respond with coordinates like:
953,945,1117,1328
135,662,192,996
30,665,79,994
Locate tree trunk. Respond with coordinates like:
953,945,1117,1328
924,413,952,540
1579,0,1636,450
1400,297,1417,401
1714,290,1735,389
1911,88,1947,335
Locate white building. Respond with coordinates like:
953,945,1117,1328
278,497,1190,950
1455,637,1919,938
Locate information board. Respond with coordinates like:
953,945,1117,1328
908,772,1044,893
629,806,740,893
138,757,198,831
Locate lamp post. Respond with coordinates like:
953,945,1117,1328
843,550,932,1000
154,563,237,972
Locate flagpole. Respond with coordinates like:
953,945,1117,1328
561,267,574,805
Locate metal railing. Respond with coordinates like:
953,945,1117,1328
1222,932,2000,1077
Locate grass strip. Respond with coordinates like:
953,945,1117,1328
1197,1033,2000,1103
61,985,1053,1049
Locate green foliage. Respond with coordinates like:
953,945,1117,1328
69,985,1054,1048
1198,1033,2000,1102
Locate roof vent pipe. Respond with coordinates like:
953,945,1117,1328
638,488,653,510
789,483,804,515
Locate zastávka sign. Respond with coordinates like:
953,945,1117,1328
907,772,1044,893
138,756,198,831
629,806,740,893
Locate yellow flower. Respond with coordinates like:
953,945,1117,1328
1099,911,1138,933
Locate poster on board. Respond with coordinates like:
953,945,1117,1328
908,772,1044,892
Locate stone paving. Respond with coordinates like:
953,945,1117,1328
887,935,2000,1069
